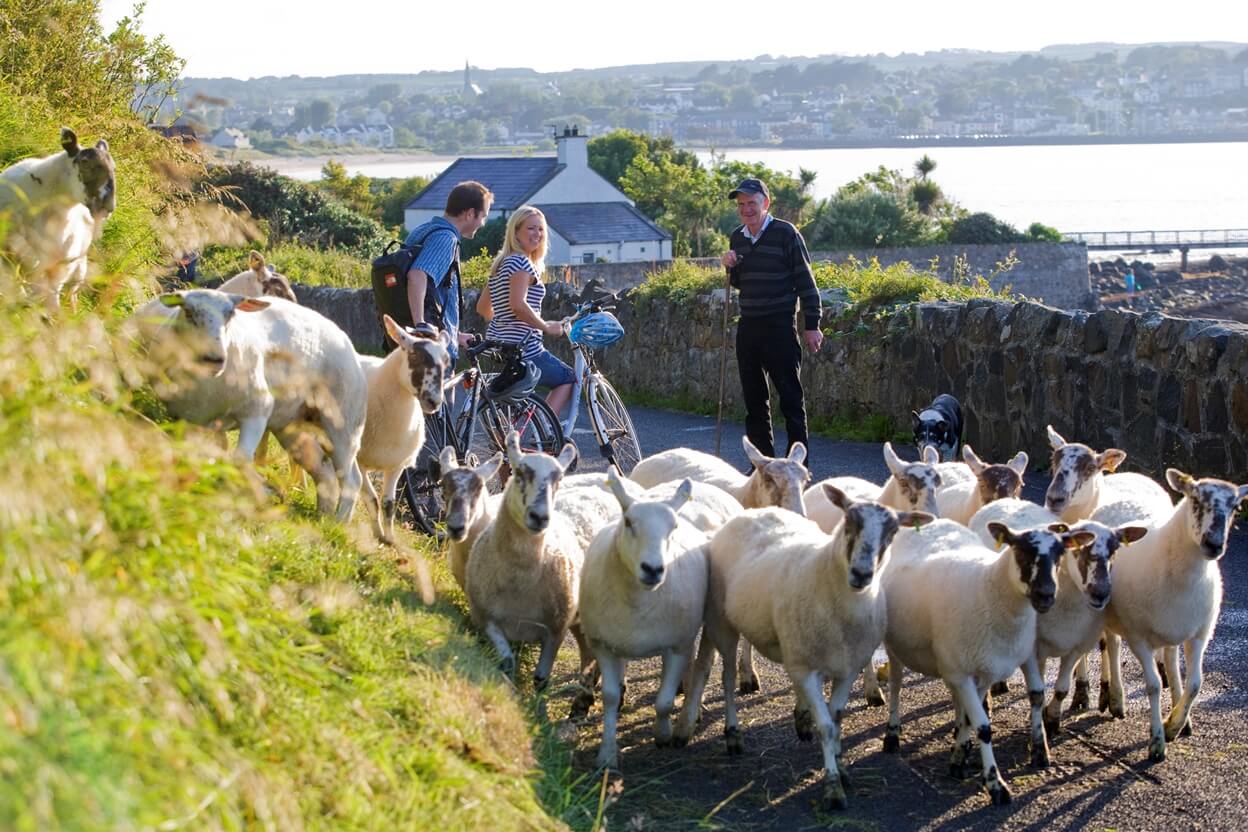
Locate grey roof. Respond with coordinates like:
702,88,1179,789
537,202,673,245
405,157,561,210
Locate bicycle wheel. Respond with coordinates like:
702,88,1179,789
397,408,457,537
470,394,565,491
589,376,642,475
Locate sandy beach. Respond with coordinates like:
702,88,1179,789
257,151,462,177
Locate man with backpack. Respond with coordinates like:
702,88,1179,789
374,180,494,359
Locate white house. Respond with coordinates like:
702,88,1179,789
404,126,673,265
209,127,251,149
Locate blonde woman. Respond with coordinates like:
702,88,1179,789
475,205,575,419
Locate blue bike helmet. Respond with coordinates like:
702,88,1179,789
569,311,624,348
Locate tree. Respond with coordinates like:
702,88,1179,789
588,129,649,189
319,160,374,216
914,155,937,181
947,212,1025,244
307,98,335,129
373,175,430,230
367,82,401,106
804,190,930,249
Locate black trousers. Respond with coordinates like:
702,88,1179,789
736,314,809,462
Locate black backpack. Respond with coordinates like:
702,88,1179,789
371,227,462,347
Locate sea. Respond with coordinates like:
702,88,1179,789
266,141,1248,239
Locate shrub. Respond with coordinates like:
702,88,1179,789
1027,221,1063,242
804,190,931,249
947,212,1026,244
197,243,372,288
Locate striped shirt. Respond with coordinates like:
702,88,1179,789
729,217,821,330
486,254,546,359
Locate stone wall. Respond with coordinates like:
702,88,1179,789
560,241,1092,310
301,281,1245,482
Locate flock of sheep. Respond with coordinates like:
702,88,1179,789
4,130,1245,814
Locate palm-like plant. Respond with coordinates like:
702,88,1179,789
915,154,937,182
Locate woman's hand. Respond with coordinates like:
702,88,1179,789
543,320,565,337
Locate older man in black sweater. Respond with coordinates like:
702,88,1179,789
720,177,823,464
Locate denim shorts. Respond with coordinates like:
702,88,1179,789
530,348,575,388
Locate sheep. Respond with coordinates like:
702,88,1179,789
881,517,1092,805
1101,469,1248,762
356,315,453,544
804,443,941,534
565,472,740,534
132,289,366,521
1044,426,1172,523
630,435,810,516
934,445,1028,526
217,250,298,302
0,128,115,312
578,470,709,769
464,432,597,693
438,446,503,592
686,488,931,810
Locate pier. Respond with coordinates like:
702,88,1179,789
1063,228,1248,269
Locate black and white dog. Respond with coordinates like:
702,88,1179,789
912,394,964,462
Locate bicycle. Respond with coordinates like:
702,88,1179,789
561,290,643,475
397,337,565,536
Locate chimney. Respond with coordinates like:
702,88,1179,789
556,124,588,169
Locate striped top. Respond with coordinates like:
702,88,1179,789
486,254,546,358
729,217,822,330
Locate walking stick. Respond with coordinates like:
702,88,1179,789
714,264,733,456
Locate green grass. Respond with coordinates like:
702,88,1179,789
198,243,373,288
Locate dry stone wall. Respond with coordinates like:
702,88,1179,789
305,281,1246,483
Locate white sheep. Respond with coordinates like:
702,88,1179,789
1044,426,1172,522
881,517,1091,805
216,250,298,302
630,435,810,516
804,443,941,534
438,446,503,592
465,433,597,694
0,128,115,312
1101,469,1248,761
578,470,708,769
132,289,366,521
687,488,931,810
934,445,1028,526
357,315,452,543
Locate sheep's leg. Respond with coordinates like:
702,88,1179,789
1022,655,1050,768
952,677,1011,805
359,470,386,543
1105,632,1127,719
334,455,364,523
1165,637,1206,742
883,650,905,752
1070,651,1091,712
595,652,626,770
653,648,688,749
376,468,403,544
826,673,856,792
674,634,713,746
737,641,760,694
792,669,848,811
704,618,743,754
1162,645,1181,705
861,652,885,706
791,677,816,743
533,627,564,691
483,621,516,679
946,685,974,779
568,623,599,721
1045,652,1080,736
1125,635,1167,761
236,415,269,461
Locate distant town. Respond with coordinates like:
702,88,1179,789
164,42,1248,156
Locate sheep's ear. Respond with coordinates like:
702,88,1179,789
1117,525,1149,545
911,410,922,429
1237,484,1248,505
94,139,109,153
1166,468,1195,496
249,250,266,272
987,521,1013,548
606,468,634,510
235,297,270,313
1067,530,1097,548
1007,451,1029,475
822,482,851,510
384,315,416,349
60,127,79,157
158,292,185,308
921,445,940,465
897,510,934,529
438,445,458,473
437,329,453,350
786,442,807,465
743,435,767,469
962,444,986,473
883,441,905,477
555,441,578,471
1046,522,1070,534
667,478,694,511
506,431,523,466
475,452,504,483
1046,425,1067,449
1097,448,1126,472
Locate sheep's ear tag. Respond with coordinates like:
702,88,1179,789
994,533,1006,551
159,294,184,308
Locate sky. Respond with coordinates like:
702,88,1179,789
100,0,1241,80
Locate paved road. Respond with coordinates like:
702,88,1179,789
558,404,1248,831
